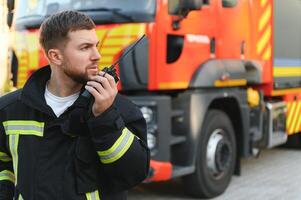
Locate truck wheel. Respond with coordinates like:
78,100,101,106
183,109,236,198
282,134,301,149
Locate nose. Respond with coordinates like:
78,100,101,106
91,47,101,61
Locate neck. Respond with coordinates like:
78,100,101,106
47,66,82,97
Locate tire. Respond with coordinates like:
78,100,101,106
183,109,237,198
282,134,301,149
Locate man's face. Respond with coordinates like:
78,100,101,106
60,29,100,84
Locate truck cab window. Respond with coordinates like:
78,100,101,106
168,0,180,15
222,0,237,8
15,0,156,25
203,0,210,5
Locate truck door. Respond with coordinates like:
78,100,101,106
153,0,216,90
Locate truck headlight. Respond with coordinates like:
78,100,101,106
137,104,158,155
147,132,156,150
147,126,158,156
140,106,154,123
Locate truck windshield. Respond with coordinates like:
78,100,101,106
15,0,156,26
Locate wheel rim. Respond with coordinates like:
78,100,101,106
206,129,232,179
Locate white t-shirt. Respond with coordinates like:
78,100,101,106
44,85,80,117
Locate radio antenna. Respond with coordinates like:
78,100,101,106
111,34,146,67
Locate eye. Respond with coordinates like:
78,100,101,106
81,46,89,51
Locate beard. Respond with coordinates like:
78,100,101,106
64,69,88,84
61,53,100,84
62,62,89,84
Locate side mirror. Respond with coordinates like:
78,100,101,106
222,0,238,8
7,12,13,27
169,0,202,16
7,0,15,11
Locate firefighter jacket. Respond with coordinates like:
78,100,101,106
0,66,150,200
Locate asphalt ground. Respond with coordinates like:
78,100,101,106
128,148,301,200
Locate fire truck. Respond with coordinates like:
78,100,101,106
6,0,301,198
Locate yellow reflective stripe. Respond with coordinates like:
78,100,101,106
0,170,15,183
98,128,128,156
18,194,24,200
0,152,12,162
9,135,19,185
5,130,43,137
256,25,271,55
260,0,268,7
263,44,271,60
98,128,135,164
272,88,301,96
289,101,301,134
86,190,100,200
3,120,44,127
86,193,91,200
159,82,189,89
3,120,44,137
214,79,247,87
259,4,271,32
273,67,301,77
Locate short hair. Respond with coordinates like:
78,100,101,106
39,10,96,53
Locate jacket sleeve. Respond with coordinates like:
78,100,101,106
0,123,15,200
87,94,150,190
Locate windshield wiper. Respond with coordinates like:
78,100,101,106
77,8,135,22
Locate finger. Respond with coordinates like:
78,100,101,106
86,81,107,95
99,71,106,77
89,75,111,90
87,79,116,99
84,85,103,100
99,71,117,88
104,73,117,89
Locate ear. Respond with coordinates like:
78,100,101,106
47,49,63,66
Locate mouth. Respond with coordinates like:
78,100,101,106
89,64,99,69
87,65,99,74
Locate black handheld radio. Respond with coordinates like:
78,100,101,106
81,34,146,100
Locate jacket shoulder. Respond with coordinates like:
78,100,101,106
114,93,142,118
0,89,22,110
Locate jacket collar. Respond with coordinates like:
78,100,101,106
20,65,87,117
20,65,55,116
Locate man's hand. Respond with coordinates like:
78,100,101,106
84,71,118,117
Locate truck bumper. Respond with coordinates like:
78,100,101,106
146,160,172,182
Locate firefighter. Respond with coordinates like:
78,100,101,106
0,10,149,200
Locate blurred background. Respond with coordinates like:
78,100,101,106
1,0,301,199
0,0,10,94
